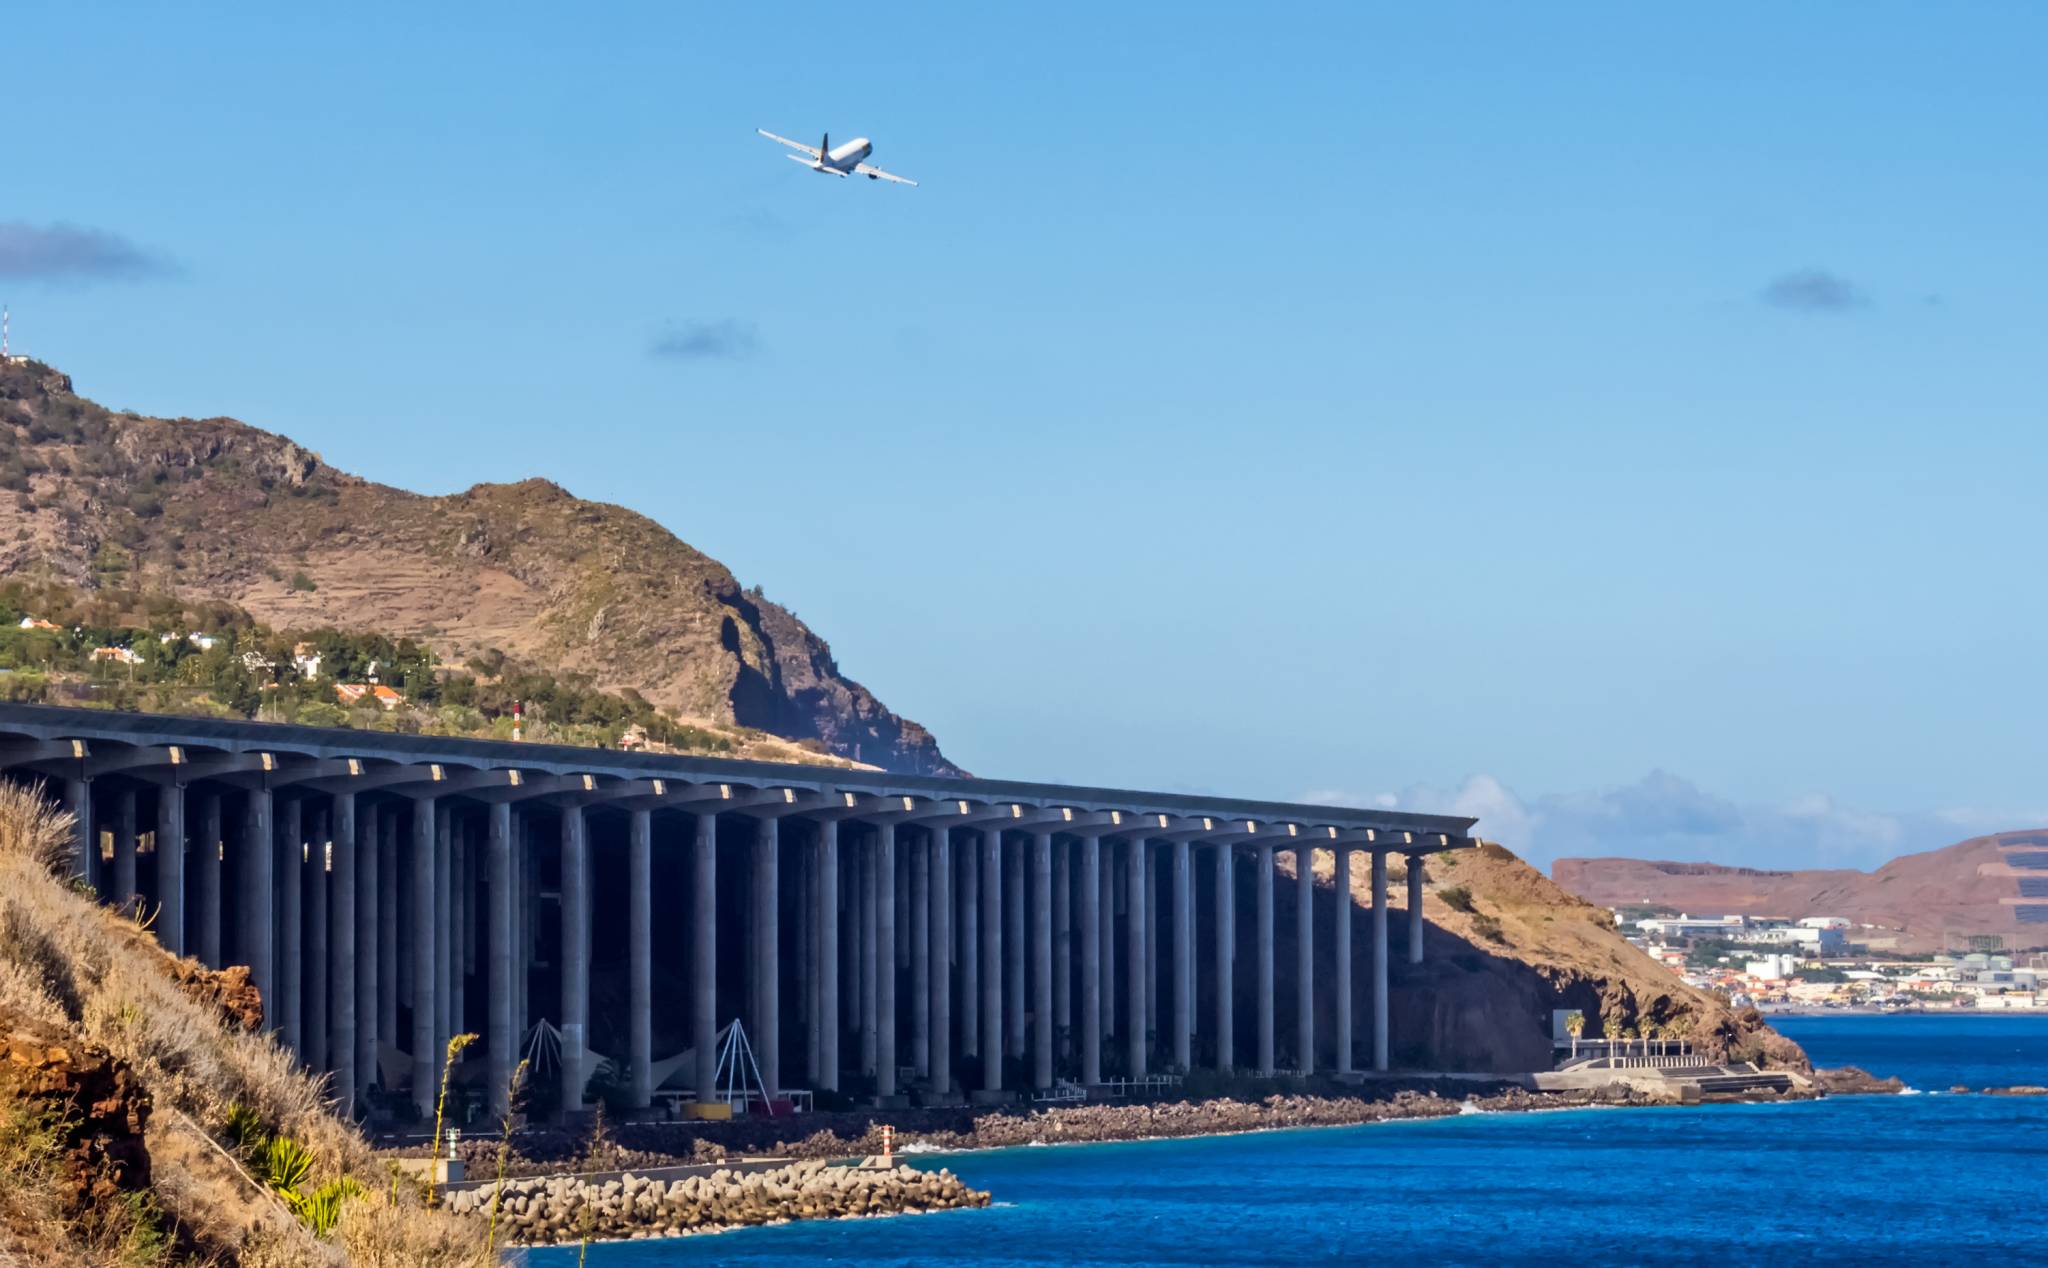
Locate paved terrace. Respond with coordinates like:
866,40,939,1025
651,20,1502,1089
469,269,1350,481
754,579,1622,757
0,702,1475,1119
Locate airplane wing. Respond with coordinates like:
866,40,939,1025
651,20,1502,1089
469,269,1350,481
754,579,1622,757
757,129,821,158
853,162,918,187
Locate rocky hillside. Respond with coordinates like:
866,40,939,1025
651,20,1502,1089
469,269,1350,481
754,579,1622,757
1278,842,1807,1074
1553,830,2048,953
0,359,958,775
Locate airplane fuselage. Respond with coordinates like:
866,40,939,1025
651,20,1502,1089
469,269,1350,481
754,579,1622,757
823,137,873,170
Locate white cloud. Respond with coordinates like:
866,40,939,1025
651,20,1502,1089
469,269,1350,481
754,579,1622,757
1308,771,2046,874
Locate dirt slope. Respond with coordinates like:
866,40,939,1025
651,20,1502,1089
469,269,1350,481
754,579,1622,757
0,359,957,775
1553,830,2048,952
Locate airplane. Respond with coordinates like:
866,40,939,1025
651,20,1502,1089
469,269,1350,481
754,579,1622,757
756,129,918,186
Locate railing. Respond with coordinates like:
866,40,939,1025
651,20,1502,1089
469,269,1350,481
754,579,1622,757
1031,1080,1086,1105
1095,1074,1184,1099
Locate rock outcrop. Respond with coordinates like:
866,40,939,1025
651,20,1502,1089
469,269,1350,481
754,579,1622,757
0,1006,152,1215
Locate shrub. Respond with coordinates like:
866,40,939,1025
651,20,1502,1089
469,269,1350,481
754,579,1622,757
1436,885,1475,913
287,571,317,593
1471,914,1507,944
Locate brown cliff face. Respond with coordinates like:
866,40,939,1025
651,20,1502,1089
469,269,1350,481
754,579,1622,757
0,1006,153,1227
0,360,958,774
1552,830,2046,952
1268,842,1809,1074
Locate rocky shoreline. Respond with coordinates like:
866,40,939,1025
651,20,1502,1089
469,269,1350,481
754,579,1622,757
446,1157,988,1246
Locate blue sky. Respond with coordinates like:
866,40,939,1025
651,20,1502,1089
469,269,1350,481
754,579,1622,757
6,4,2045,870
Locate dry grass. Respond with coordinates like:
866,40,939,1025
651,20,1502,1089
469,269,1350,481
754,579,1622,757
0,781,496,1265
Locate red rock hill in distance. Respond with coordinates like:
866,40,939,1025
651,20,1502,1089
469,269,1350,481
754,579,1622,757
1552,830,2048,954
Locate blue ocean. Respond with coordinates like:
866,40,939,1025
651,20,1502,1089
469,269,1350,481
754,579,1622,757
536,1014,2048,1266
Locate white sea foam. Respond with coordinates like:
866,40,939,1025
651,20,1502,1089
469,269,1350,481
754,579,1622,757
1457,1100,1488,1115
897,1141,945,1154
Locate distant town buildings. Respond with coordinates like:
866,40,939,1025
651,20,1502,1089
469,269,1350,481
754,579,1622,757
333,683,405,710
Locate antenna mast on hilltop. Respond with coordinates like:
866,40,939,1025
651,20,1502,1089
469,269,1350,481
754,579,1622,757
2,306,9,359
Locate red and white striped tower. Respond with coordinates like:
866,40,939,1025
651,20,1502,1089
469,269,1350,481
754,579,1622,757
512,699,523,742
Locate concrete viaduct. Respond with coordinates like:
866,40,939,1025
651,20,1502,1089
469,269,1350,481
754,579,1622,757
0,702,1475,1119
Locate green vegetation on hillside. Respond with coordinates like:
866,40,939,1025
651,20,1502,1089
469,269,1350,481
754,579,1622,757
0,579,741,755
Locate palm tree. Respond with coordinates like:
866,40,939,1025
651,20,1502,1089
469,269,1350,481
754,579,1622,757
1566,1010,1585,1060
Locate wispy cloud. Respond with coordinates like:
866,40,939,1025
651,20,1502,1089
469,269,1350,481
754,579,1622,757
1309,771,2043,873
649,319,759,363
1760,268,1869,313
0,221,170,282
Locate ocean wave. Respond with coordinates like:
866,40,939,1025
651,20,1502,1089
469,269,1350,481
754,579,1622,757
1457,1100,1488,1115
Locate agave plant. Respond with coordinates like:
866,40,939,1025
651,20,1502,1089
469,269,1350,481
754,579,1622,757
261,1134,314,1196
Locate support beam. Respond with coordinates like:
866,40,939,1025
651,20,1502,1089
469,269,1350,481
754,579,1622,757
1125,836,1147,1078
1256,845,1274,1075
242,787,274,1035
753,817,779,1098
307,804,330,1071
860,832,878,1077
1373,848,1390,1073
980,826,1001,1091
112,786,137,909
487,802,514,1118
911,835,929,1078
355,797,378,1104
627,808,652,1110
960,835,978,1061
1171,839,1191,1071
1052,839,1070,1049
1408,853,1426,964
1213,843,1233,1070
279,798,303,1056
1144,845,1158,1037
411,798,437,1119
1079,834,1101,1086
818,819,840,1093
1332,845,1352,1074
559,805,589,1114
1100,846,1116,1044
1031,831,1053,1089
1295,844,1313,1075
692,813,717,1105
377,807,398,1059
876,823,897,1098
928,826,952,1096
196,792,221,967
66,776,93,888
1005,837,1025,1060
156,782,185,956
331,792,357,1112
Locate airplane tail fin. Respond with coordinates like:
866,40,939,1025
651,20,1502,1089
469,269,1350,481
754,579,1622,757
821,132,830,158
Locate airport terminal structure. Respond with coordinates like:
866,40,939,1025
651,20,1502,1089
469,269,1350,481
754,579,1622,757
0,702,1475,1119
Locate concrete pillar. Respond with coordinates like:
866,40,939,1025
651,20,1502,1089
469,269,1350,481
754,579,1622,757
1408,854,1426,964
451,826,468,1052
377,808,398,1059
752,817,779,1098
1332,846,1352,1075
928,826,952,1095
692,813,717,1105
112,786,137,910
330,793,356,1111
196,792,221,968
1144,846,1158,1037
1079,834,1101,1085
1171,839,1191,1071
1214,844,1234,1070
911,835,929,1078
1373,849,1390,1073
980,826,1001,1092
559,805,588,1114
894,839,910,973
627,809,651,1110
800,850,817,1084
307,805,330,1071
355,799,378,1101
242,788,274,1029
1052,840,1071,1046
156,783,185,956
279,798,303,1056
65,777,93,888
1031,832,1053,1089
411,798,437,1119
487,801,514,1118
818,819,840,1093
1005,838,1025,1060
1100,846,1116,1043
1256,845,1274,1075
860,833,878,1077
876,824,896,1097
960,837,978,1061
434,808,452,1069
1295,844,1313,1075
1125,837,1147,1078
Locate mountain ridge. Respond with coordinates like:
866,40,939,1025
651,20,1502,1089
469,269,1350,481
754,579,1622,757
0,358,960,775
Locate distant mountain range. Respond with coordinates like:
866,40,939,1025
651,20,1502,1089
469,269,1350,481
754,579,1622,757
0,358,958,775
1552,831,2048,953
